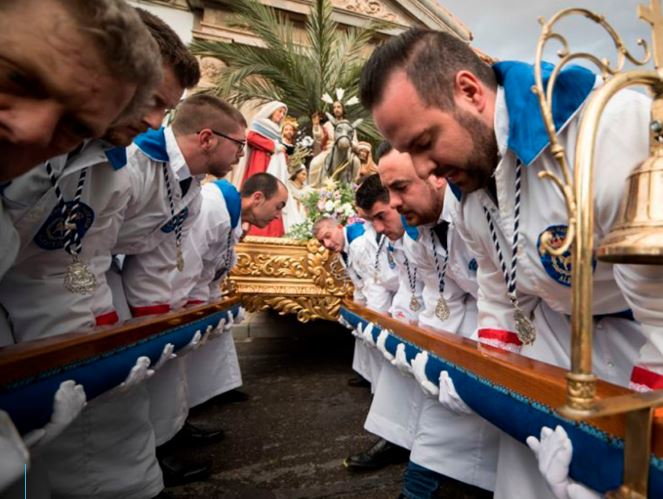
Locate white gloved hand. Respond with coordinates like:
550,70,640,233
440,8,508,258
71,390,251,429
438,371,472,414
376,329,394,361
223,314,234,332
566,483,601,499
153,343,176,370
213,318,227,337
362,323,376,347
391,343,412,375
0,411,29,491
411,351,439,396
351,322,363,339
23,380,86,449
180,330,202,354
199,324,214,346
120,356,154,390
527,425,573,499
233,307,246,324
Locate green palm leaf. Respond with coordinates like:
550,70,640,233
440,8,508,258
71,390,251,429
189,0,391,144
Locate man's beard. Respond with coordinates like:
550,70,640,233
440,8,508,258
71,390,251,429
452,108,499,193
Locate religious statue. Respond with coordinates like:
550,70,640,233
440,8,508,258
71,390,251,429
309,89,360,188
355,141,378,183
232,100,289,237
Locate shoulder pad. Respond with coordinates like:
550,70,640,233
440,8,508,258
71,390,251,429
345,222,365,244
105,147,127,170
133,127,169,163
212,180,241,229
401,215,419,241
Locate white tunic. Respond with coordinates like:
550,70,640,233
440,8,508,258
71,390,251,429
174,181,243,409
0,143,132,342
363,234,425,450
349,223,399,387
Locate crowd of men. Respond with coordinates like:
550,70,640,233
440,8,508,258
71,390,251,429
1,0,662,498
310,26,662,499
0,1,287,498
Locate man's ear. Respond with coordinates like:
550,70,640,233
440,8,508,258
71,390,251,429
252,191,265,204
429,174,447,190
198,129,214,151
454,70,487,113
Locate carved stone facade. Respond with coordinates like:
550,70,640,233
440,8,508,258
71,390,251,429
134,0,471,89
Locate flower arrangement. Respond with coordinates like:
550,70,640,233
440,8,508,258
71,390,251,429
285,178,358,240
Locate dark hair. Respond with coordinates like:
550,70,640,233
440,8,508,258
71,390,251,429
355,174,389,210
136,8,200,89
241,173,283,200
374,141,393,162
359,27,496,111
172,94,246,135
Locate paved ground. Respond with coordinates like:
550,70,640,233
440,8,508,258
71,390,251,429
165,312,491,499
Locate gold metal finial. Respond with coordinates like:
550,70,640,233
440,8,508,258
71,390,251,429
639,0,663,69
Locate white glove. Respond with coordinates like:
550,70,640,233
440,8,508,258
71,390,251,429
566,483,600,499
351,322,363,339
376,329,394,361
223,315,234,332
23,380,86,449
338,316,352,330
362,323,376,347
180,330,202,354
527,425,573,499
0,411,29,491
199,324,214,346
233,307,246,324
438,371,472,414
527,425,602,499
391,343,412,375
212,318,227,337
411,351,439,396
153,343,176,370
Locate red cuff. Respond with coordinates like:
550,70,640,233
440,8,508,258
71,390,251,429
185,299,205,307
95,310,119,327
630,365,663,392
478,328,522,353
130,304,171,317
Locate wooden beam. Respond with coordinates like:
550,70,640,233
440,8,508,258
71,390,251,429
0,297,240,385
344,300,663,457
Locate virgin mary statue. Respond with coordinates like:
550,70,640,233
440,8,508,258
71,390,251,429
230,100,289,237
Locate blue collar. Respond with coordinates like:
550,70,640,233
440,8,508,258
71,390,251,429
212,180,241,229
133,127,169,163
345,222,365,245
493,61,595,166
105,147,127,170
400,215,419,241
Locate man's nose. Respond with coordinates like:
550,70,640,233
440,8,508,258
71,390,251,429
143,108,166,130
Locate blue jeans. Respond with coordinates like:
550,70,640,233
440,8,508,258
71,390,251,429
401,460,447,499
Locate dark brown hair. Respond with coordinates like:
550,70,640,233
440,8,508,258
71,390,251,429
360,27,496,111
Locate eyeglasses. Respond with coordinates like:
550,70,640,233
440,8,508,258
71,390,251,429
200,129,246,150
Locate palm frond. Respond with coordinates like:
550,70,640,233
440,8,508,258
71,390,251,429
189,0,384,146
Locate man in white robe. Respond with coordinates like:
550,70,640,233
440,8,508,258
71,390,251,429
360,26,659,498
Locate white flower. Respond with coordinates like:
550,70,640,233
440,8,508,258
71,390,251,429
324,200,335,212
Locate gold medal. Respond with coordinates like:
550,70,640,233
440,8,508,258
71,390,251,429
64,256,97,295
435,297,450,321
409,295,421,312
514,308,536,345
